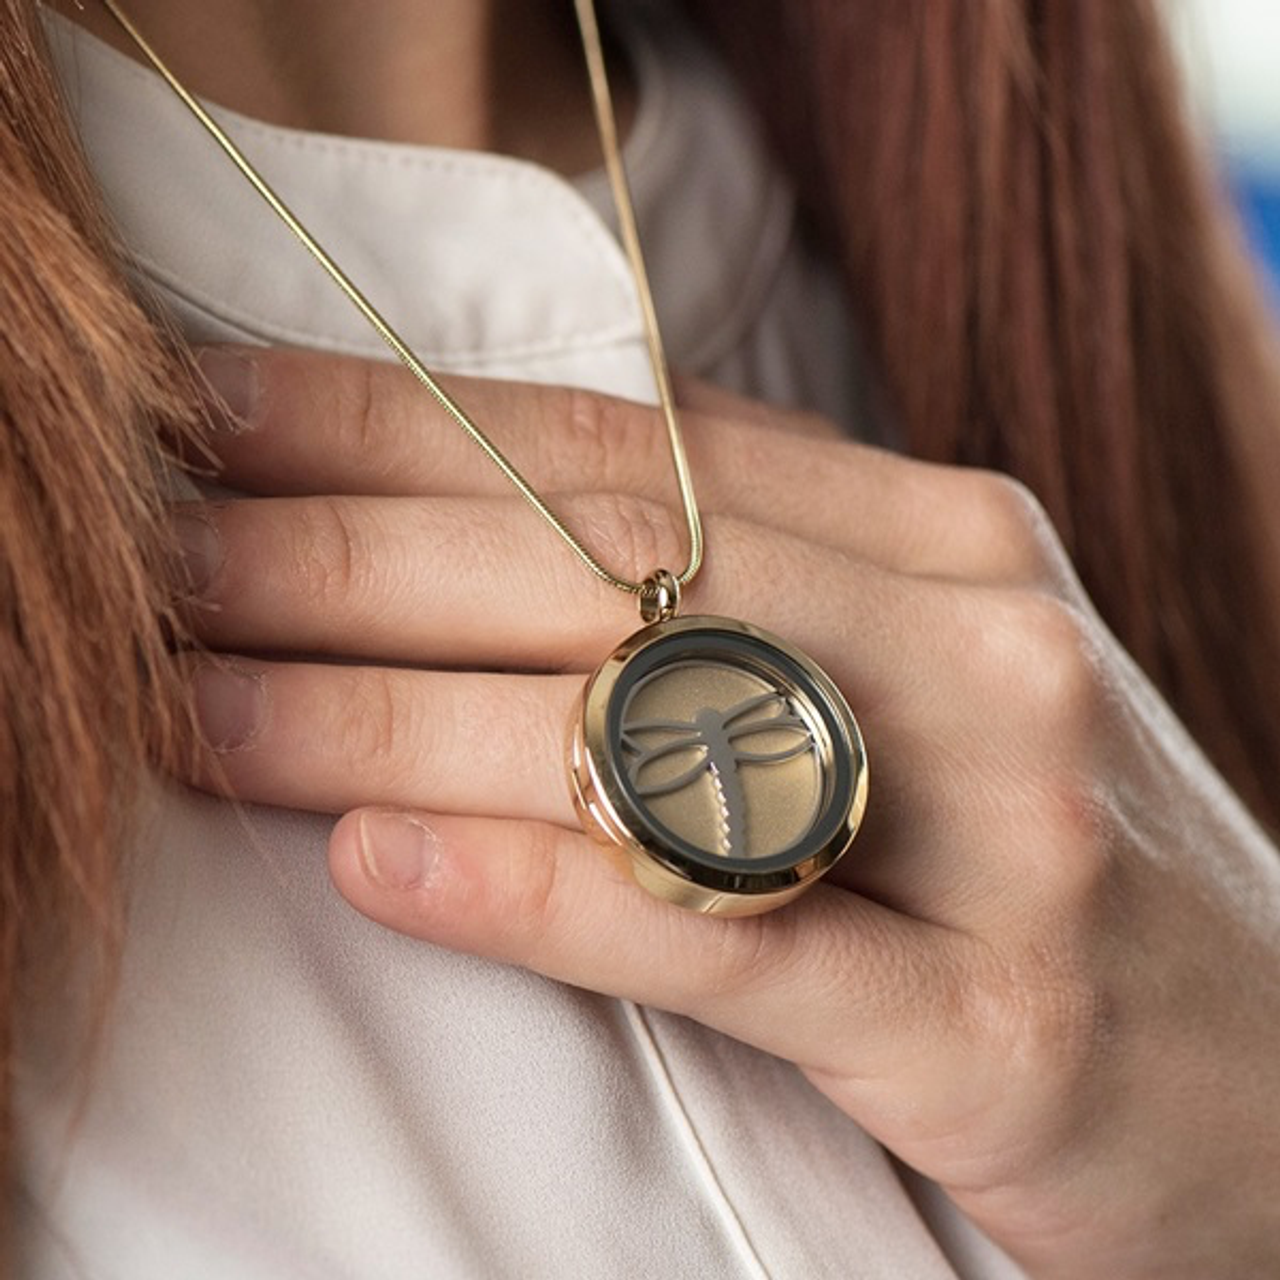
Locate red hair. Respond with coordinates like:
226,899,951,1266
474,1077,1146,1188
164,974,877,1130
0,0,197,1252
2,0,1279,1261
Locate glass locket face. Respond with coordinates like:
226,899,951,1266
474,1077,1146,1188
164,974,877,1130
571,617,868,915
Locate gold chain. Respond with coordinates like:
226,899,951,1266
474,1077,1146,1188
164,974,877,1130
96,0,703,598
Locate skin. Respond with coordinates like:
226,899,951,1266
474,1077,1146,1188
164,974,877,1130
176,348,1280,1279
58,0,1280,1273
52,0,615,173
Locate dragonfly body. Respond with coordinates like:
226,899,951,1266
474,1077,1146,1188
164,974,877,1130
621,690,817,858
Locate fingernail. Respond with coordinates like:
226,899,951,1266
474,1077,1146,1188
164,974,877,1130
192,662,267,752
172,509,222,598
197,346,259,432
358,810,440,890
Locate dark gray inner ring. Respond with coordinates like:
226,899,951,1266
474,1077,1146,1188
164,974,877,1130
605,628,856,883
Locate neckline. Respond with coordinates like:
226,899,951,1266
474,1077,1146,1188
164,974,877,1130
43,2,795,379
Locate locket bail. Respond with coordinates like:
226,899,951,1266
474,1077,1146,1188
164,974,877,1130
639,569,681,623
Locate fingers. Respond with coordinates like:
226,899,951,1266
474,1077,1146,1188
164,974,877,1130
179,572,1112,945
180,491,674,670
176,591,1085,933
186,657,582,823
196,345,1066,587
178,491,924,694
327,805,960,1083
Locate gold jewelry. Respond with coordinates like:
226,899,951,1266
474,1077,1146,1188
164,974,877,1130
99,0,867,915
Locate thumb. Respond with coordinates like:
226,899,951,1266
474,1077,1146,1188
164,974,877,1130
328,807,954,1083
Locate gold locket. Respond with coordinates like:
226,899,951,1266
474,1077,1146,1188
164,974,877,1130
573,614,867,915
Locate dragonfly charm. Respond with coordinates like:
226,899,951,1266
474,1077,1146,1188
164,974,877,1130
621,688,818,859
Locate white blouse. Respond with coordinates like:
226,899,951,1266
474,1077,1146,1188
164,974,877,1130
20,7,1025,1278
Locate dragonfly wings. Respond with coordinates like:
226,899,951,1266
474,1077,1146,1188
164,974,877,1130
622,691,815,798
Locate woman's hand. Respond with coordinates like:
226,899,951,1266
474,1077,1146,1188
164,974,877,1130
178,345,1280,1279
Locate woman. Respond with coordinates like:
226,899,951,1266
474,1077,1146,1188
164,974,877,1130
5,0,1280,1275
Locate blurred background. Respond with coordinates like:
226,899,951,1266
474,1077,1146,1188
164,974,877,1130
1170,0,1280,299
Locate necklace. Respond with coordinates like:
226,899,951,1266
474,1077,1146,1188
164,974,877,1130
98,0,868,915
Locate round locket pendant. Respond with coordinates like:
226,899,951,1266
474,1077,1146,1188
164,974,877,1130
569,616,868,916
